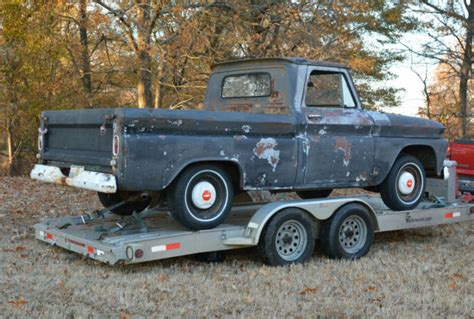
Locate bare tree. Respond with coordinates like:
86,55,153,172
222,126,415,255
407,1,474,138
94,0,169,108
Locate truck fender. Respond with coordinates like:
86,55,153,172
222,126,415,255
162,158,246,189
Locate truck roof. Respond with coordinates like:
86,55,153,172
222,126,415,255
212,57,349,69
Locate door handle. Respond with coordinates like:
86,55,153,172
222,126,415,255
307,114,322,121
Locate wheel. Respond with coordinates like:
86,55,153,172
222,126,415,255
258,208,315,266
97,191,151,216
168,164,234,230
380,154,426,211
320,203,374,259
296,189,332,199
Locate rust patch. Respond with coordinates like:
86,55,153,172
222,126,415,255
253,138,280,172
334,137,352,167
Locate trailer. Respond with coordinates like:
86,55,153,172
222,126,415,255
34,162,473,266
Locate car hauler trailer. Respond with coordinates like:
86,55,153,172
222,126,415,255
34,162,473,266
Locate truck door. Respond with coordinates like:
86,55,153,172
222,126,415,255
300,68,375,188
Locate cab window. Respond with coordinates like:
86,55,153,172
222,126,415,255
222,73,271,98
305,71,356,108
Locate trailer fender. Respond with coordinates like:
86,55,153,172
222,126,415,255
225,197,377,246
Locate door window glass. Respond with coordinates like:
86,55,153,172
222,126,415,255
305,71,356,108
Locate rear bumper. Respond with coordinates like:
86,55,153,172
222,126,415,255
30,164,117,193
459,176,474,194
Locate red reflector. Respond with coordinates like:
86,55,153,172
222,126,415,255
46,233,53,239
445,212,454,219
166,242,181,250
87,246,94,254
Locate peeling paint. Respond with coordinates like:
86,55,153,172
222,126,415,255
233,135,247,141
296,133,310,156
253,138,280,172
334,137,352,167
166,119,183,126
241,125,251,133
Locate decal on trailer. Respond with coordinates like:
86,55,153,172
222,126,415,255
151,242,181,253
444,212,461,219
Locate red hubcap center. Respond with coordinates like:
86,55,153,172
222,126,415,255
202,190,212,201
407,180,413,188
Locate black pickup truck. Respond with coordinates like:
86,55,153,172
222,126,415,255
31,57,447,229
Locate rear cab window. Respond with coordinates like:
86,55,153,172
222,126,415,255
206,67,290,115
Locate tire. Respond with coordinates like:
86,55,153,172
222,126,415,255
258,208,315,266
97,191,151,216
380,154,426,211
320,203,374,259
296,189,332,199
168,164,234,230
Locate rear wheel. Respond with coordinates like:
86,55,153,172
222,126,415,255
320,203,374,259
258,208,315,266
296,189,332,199
168,164,234,230
97,191,151,216
380,154,426,211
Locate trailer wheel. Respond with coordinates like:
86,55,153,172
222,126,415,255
296,189,332,199
168,164,234,230
258,208,315,266
320,203,374,259
97,191,151,216
380,154,426,211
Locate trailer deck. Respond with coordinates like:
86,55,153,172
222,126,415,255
34,195,474,265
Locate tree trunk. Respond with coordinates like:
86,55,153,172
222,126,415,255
6,123,16,176
136,0,153,108
460,3,474,138
79,0,92,106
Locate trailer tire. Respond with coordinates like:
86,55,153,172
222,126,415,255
168,164,234,230
320,203,374,259
258,208,315,266
97,192,151,216
380,154,426,211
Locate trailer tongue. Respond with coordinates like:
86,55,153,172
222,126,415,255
34,163,473,266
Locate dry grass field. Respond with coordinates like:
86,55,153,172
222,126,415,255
0,177,472,317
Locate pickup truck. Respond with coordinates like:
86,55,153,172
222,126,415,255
31,57,448,230
447,139,474,194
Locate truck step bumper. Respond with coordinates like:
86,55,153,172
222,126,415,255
30,164,117,193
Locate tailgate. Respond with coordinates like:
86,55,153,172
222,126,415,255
40,109,117,168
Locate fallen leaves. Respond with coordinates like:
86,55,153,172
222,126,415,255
299,287,318,295
8,297,27,308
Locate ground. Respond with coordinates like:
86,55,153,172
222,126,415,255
0,177,472,317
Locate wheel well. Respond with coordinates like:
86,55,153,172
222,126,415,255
176,161,243,191
399,145,437,177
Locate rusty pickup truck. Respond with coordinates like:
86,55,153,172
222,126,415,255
31,57,448,230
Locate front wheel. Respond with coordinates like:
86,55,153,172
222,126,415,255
380,154,426,211
168,164,234,230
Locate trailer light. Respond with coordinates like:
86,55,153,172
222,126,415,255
87,246,94,254
112,135,120,156
126,246,133,260
135,249,144,258
46,232,54,240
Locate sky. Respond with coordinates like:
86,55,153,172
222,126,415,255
381,32,439,117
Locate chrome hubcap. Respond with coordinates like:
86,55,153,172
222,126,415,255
398,171,415,195
191,181,216,209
